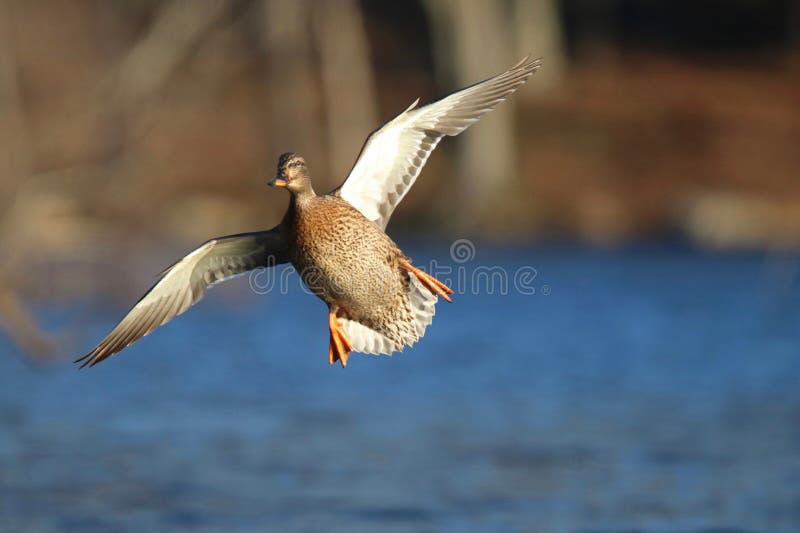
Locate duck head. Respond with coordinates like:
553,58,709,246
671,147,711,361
270,152,315,197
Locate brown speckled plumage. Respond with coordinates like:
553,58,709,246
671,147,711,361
75,57,540,368
287,193,419,349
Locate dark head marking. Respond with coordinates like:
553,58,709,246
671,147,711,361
277,152,306,176
278,152,298,170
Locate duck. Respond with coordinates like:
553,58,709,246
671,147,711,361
76,56,541,369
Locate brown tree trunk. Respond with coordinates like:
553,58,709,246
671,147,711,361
260,0,326,180
314,0,378,183
423,0,516,232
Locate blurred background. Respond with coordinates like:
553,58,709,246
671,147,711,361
1,1,800,531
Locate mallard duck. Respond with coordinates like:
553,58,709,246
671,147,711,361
76,56,541,368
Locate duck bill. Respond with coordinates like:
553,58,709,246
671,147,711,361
269,175,288,188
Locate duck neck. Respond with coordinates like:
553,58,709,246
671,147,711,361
291,178,316,204
285,185,315,221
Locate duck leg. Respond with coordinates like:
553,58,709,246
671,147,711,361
401,261,454,303
328,307,353,367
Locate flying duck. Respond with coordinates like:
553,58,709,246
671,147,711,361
76,56,541,368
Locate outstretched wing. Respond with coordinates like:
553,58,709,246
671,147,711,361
334,56,541,229
76,228,288,368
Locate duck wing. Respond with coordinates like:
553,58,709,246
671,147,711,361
333,56,541,229
76,228,288,367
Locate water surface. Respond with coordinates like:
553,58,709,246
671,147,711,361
1,246,799,532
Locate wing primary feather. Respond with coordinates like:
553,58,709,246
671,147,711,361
76,227,288,367
335,56,541,228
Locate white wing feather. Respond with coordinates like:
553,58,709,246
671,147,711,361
76,229,287,367
336,56,542,228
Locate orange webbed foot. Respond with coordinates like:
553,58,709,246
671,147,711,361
401,261,454,303
328,309,352,367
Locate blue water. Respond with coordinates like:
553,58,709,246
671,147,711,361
1,246,799,532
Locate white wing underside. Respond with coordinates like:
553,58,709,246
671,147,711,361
77,229,287,367
336,56,542,229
